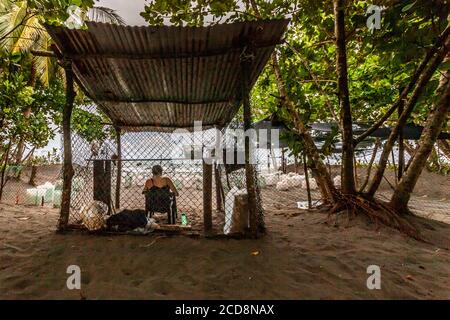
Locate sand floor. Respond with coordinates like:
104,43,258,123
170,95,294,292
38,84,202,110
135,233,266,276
1,192,449,299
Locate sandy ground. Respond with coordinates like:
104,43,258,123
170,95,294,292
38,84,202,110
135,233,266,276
1,192,449,299
0,165,449,299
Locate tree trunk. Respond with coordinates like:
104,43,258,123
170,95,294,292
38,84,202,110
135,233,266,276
334,0,355,194
249,0,337,204
397,96,405,180
28,165,37,186
390,73,450,212
59,62,75,230
366,42,449,197
425,146,440,172
0,140,12,201
359,139,381,192
272,55,338,202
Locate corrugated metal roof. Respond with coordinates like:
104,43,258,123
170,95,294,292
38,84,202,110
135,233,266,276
46,20,289,132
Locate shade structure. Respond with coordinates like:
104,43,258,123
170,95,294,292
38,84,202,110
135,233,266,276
46,20,290,132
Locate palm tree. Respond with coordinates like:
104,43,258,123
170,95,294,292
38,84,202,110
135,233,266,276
0,0,125,85
0,0,125,163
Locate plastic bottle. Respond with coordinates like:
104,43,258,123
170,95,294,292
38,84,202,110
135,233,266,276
181,212,188,226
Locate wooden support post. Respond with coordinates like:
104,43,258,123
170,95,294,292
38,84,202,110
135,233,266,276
115,127,122,209
241,48,258,238
303,152,312,209
59,60,75,231
203,160,213,233
294,156,299,173
270,148,278,172
214,165,223,212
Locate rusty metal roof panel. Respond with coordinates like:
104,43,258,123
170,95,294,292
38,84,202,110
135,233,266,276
46,20,289,132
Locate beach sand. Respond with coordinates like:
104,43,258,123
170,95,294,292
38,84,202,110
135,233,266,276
1,186,449,299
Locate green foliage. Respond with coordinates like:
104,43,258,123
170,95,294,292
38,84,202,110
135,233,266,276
141,0,241,26
140,0,448,132
71,106,114,143
26,0,95,25
0,69,64,151
26,147,61,165
0,1,123,165
0,71,34,140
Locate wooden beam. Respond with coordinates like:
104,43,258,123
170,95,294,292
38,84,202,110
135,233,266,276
97,98,231,105
118,123,219,130
63,40,283,61
240,47,258,238
31,49,57,58
115,127,122,209
203,160,213,233
59,60,75,231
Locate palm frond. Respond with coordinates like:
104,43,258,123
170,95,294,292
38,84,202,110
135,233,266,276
34,35,54,85
0,1,27,49
87,6,126,25
12,15,45,53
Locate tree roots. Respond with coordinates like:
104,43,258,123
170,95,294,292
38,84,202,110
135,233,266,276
326,192,424,241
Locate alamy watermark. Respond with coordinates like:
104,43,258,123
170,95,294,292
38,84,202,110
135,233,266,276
172,121,281,165
66,265,81,290
64,5,84,29
366,5,383,31
366,265,381,290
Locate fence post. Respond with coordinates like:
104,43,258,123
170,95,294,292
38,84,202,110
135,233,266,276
59,59,75,231
115,126,122,209
303,152,312,209
214,166,224,212
240,46,258,238
203,159,213,233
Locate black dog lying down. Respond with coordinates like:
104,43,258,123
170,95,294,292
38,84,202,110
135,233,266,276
106,209,148,232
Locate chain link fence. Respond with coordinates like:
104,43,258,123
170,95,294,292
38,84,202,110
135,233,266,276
66,111,266,235
0,164,62,207
3,104,448,235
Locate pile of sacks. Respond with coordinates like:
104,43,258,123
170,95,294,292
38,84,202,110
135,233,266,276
262,172,318,191
81,201,109,231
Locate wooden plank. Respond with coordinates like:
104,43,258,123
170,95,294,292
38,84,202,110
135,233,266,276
203,160,213,233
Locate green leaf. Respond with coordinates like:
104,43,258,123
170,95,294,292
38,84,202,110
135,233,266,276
402,2,416,12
